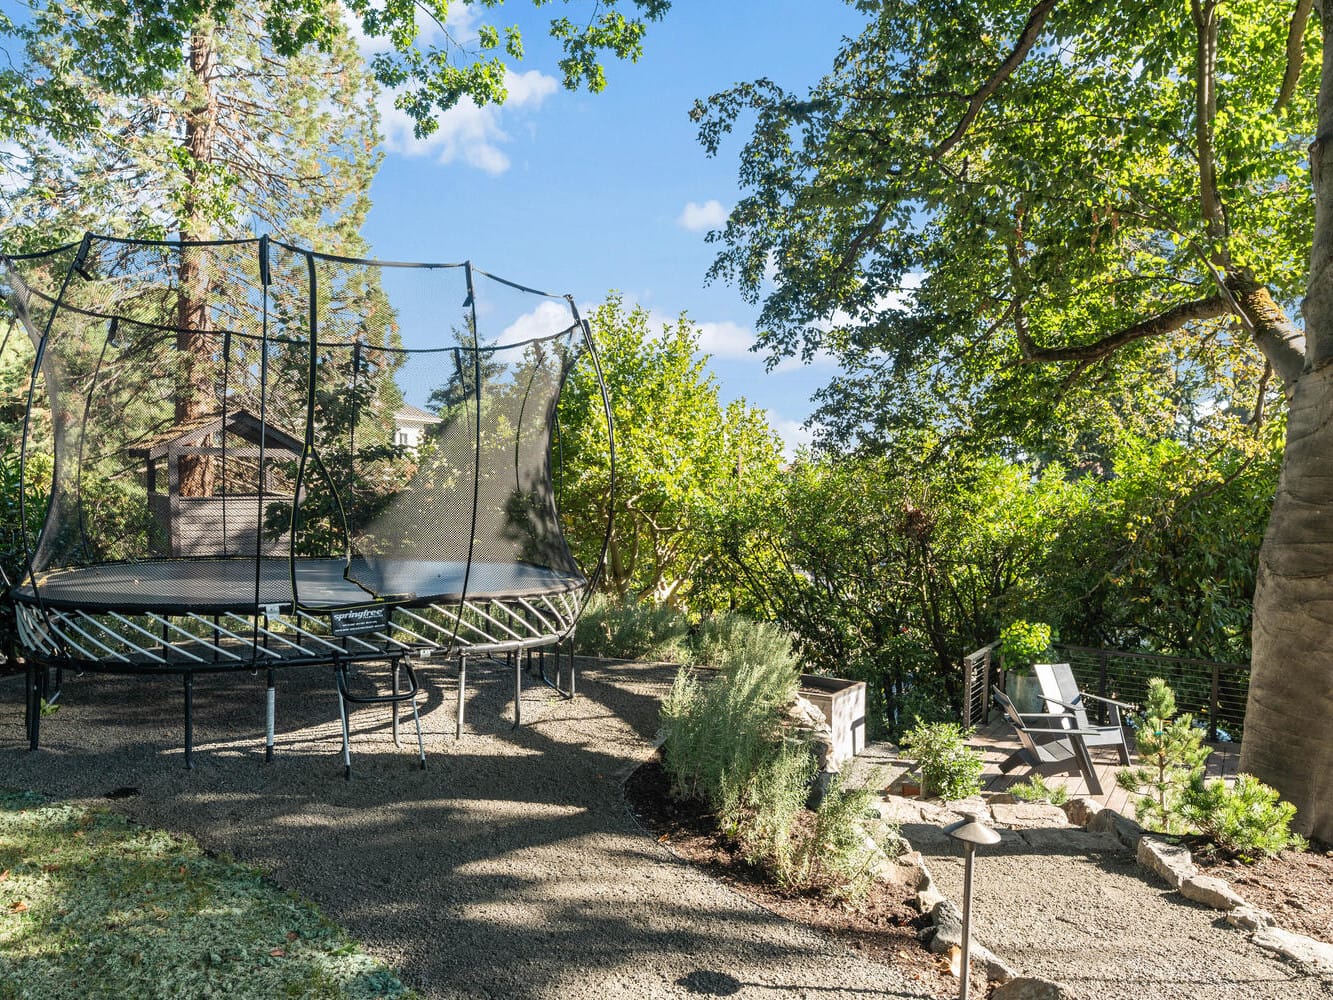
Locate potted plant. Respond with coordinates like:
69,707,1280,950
999,619,1055,712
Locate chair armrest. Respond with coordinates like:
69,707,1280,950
1039,695,1080,710
1020,726,1102,736
1016,711,1077,721
1082,692,1133,710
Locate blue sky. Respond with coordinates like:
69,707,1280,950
358,2,869,454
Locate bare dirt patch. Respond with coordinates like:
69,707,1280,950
623,756,957,999
1191,839,1333,945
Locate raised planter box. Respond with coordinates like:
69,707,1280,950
799,674,867,764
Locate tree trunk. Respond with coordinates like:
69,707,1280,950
1240,6,1333,843
1243,365,1333,841
175,22,219,497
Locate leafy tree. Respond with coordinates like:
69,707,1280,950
0,0,670,150
695,1,1333,839
556,293,785,607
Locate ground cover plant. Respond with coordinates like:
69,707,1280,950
0,790,414,1000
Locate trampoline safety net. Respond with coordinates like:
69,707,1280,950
0,235,608,665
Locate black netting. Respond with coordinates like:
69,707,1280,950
1,235,594,616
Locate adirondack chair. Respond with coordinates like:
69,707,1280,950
1033,662,1133,765
991,686,1104,796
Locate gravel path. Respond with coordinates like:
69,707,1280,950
0,659,938,1000
4,659,1329,1000
906,820,1333,999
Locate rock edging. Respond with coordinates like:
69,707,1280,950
1059,796,1333,979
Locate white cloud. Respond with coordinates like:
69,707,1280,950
695,320,756,359
377,68,558,175
494,299,580,346
765,410,816,460
677,199,728,232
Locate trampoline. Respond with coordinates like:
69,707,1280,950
1,234,614,773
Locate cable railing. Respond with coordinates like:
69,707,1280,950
961,642,1250,742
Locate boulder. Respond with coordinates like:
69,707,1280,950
925,900,1018,982
1250,926,1333,976
1087,807,1143,849
1226,904,1277,931
991,977,1081,1000
990,801,1072,830
1179,874,1244,910
1136,835,1196,889
1061,796,1103,828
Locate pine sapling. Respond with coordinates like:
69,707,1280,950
1115,678,1210,833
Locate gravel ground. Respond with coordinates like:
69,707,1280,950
5,658,1329,1000
907,820,1333,1000
0,659,938,1000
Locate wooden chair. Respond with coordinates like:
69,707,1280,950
991,686,1104,796
1033,662,1133,765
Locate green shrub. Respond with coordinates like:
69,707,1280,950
1179,773,1307,860
1115,678,1210,834
1009,774,1069,806
658,638,879,898
687,612,797,672
999,619,1054,667
900,722,984,800
573,594,690,660
659,646,801,828
740,739,816,873
789,776,881,901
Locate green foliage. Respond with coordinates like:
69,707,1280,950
736,741,816,878
658,641,877,897
0,790,417,999
557,293,785,609
716,451,1089,735
999,620,1053,667
899,722,984,802
686,613,797,673
0,1,670,148
1116,678,1212,833
695,3,1306,461
1008,774,1068,807
572,594,690,662
1179,773,1307,861
659,645,800,824
788,776,881,902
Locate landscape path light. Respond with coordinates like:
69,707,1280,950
942,815,1002,999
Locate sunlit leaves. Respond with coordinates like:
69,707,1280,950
696,0,1313,458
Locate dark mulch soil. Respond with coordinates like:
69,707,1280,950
1191,838,1333,946
623,757,957,998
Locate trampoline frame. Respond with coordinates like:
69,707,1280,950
4,234,616,773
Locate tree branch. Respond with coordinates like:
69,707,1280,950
929,0,1060,163
1015,294,1232,364
1192,0,1228,246
1277,0,1316,112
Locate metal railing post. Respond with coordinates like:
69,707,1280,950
1209,662,1220,742
1097,651,1110,725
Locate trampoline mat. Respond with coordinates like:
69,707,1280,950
12,558,586,614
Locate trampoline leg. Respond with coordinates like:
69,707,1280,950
513,652,522,729
456,654,467,740
410,679,426,770
568,641,576,698
336,665,352,781
25,662,40,751
265,668,276,763
183,673,194,770
392,661,401,748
